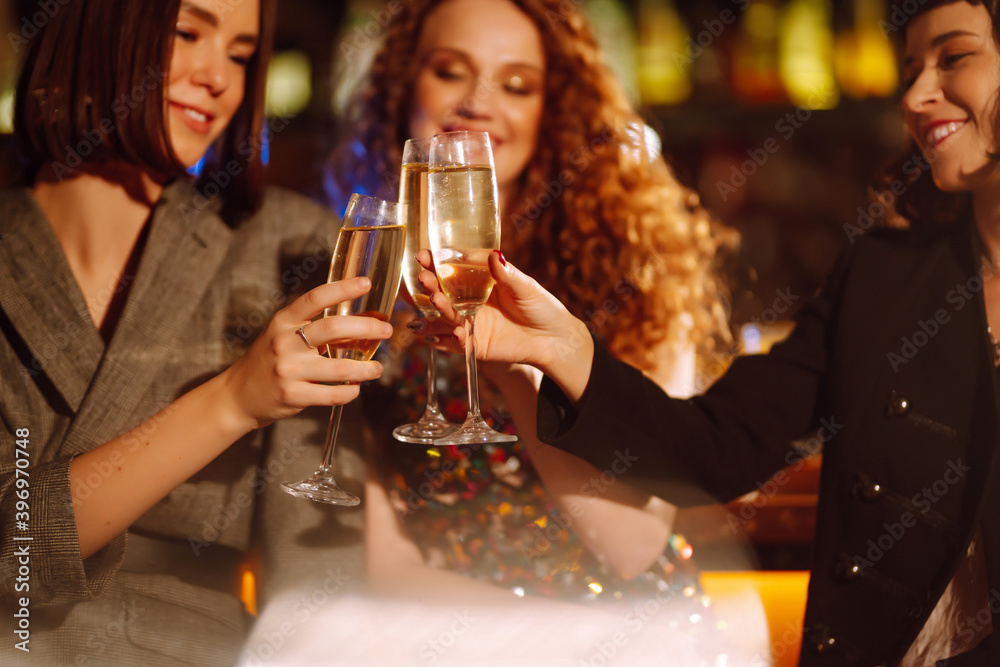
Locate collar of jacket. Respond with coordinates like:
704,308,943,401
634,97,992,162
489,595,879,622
0,179,234,452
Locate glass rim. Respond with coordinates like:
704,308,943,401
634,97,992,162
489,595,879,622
403,137,431,164
342,192,400,228
432,130,489,141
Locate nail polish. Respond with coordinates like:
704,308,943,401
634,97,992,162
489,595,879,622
493,249,507,267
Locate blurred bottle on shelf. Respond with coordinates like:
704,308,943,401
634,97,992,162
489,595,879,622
778,0,839,109
583,0,642,107
834,0,898,98
731,0,787,104
636,0,693,106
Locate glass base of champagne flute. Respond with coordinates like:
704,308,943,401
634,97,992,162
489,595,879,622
392,345,459,444
282,476,360,506
392,409,458,444
433,415,517,446
432,311,517,446
283,404,361,506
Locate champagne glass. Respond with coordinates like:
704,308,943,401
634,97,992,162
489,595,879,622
393,138,459,444
283,194,406,505
427,131,517,446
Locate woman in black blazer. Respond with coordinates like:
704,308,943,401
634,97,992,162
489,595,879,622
417,1,1000,665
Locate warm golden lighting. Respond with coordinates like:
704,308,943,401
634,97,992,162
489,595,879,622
779,0,839,109
834,0,898,98
588,582,603,594
266,50,312,117
241,568,257,616
636,0,692,105
0,89,13,134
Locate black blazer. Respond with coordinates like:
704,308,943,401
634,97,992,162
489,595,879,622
537,221,999,666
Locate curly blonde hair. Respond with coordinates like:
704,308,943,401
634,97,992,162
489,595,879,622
329,0,734,372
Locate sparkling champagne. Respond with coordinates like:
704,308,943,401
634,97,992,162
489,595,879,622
399,162,435,313
433,248,495,313
325,224,405,361
428,164,499,314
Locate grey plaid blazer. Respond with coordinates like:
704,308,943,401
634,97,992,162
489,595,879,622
0,181,368,665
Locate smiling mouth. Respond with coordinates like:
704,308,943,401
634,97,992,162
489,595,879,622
170,101,215,131
924,121,967,149
183,107,209,123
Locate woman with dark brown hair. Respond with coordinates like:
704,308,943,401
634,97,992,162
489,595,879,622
329,0,739,608
0,0,389,663
416,1,1000,664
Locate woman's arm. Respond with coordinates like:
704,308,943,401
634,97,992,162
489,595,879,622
417,250,682,577
418,247,843,507
485,363,676,579
364,465,536,603
68,278,390,558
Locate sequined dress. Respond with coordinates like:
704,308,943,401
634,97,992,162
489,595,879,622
363,307,709,606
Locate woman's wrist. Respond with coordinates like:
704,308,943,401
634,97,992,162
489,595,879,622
536,316,594,405
211,369,264,436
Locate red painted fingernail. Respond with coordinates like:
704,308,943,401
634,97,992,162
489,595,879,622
493,249,507,267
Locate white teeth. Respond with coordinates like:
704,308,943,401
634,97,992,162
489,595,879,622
183,107,207,123
925,121,965,146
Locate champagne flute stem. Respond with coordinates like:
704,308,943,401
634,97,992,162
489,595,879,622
320,404,345,473
464,312,484,421
425,344,441,415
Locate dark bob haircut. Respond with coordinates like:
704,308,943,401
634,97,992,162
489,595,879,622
13,0,276,224
877,0,1000,231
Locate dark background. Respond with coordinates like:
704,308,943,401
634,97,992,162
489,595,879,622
0,0,910,328
0,0,916,568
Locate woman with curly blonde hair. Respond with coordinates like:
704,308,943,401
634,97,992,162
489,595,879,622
330,0,744,611
333,0,732,381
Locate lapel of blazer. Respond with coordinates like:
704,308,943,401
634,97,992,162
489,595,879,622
0,188,105,412
963,221,1000,553
55,181,235,457
947,222,1000,501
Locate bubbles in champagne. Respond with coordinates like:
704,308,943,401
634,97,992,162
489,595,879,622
399,162,438,316
428,164,499,315
325,225,405,361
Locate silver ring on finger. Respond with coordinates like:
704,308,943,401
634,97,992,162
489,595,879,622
297,325,317,349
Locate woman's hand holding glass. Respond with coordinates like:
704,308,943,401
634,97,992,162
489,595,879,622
219,278,390,430
426,131,517,445
393,137,459,444
282,194,406,505
415,249,594,405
